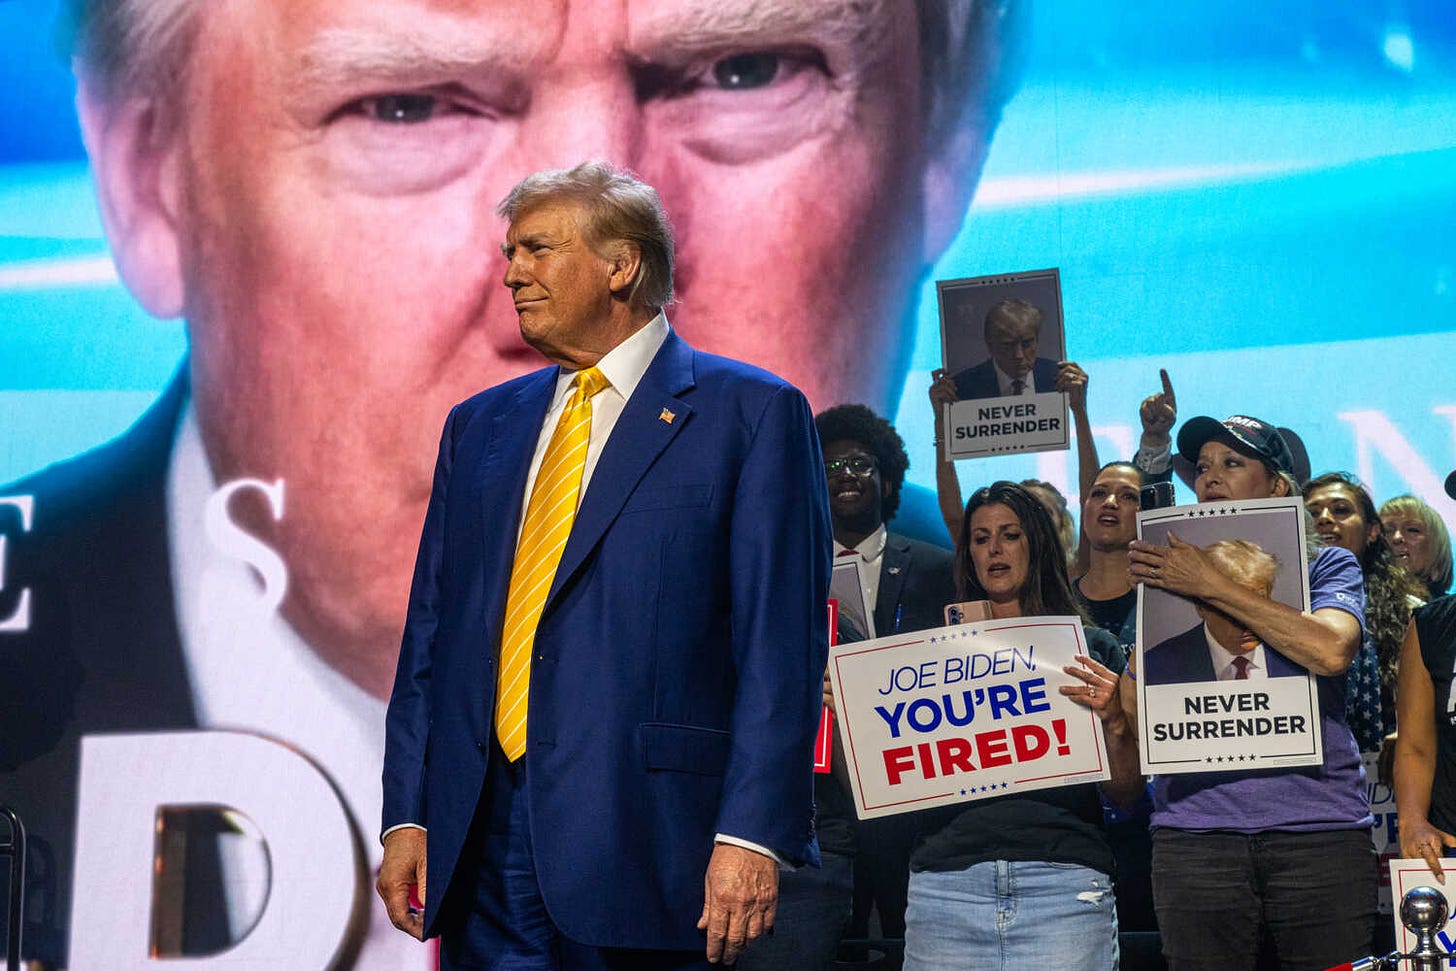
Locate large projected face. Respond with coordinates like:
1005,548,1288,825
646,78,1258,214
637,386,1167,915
90,0,985,693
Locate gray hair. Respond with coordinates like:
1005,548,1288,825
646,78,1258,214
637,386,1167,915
65,0,195,107
920,1,1025,149
983,297,1043,338
1204,540,1280,595
66,2,1024,144
498,161,675,311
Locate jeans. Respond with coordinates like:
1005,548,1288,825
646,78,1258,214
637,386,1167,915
1151,827,1376,971
735,851,854,971
903,860,1119,971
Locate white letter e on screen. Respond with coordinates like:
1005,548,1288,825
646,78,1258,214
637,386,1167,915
0,494,34,633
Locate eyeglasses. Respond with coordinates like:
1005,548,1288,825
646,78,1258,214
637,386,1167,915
825,455,877,477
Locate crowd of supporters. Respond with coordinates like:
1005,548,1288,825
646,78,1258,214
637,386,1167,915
785,363,1456,971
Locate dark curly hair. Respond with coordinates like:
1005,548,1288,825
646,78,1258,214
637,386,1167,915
1304,472,1424,698
956,481,1090,623
815,404,910,522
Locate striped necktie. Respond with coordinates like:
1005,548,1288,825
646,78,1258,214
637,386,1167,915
495,366,610,761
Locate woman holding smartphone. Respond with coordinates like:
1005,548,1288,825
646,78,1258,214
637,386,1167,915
904,481,1141,970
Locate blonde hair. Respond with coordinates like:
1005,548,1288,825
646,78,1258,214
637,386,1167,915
498,161,675,311
1380,494,1454,596
66,0,196,103
68,2,1023,136
1204,540,1279,596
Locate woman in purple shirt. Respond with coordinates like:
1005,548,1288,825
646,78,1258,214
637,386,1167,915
1126,414,1373,971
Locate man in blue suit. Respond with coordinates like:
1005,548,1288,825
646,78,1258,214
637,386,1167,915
1142,540,1306,686
1143,622,1306,685
951,298,1061,400
376,162,831,969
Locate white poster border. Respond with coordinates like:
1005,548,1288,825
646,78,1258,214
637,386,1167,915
1135,497,1321,774
829,616,1110,819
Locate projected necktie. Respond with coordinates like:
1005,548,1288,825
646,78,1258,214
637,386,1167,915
1011,378,1025,395
1231,656,1251,680
496,366,609,761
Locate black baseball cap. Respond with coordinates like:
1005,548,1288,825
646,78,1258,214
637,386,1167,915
1445,469,1456,501
1177,415,1298,480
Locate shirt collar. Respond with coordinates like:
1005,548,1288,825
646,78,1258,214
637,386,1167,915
834,523,888,563
552,312,670,407
1203,623,1265,677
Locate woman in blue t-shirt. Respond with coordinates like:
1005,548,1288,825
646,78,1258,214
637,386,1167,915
1127,414,1373,971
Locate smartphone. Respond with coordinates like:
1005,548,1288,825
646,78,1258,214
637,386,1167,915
944,600,993,625
1139,480,1175,510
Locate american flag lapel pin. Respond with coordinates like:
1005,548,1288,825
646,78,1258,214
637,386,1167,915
658,407,676,424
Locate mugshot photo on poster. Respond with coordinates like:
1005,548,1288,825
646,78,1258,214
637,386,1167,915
936,268,1069,460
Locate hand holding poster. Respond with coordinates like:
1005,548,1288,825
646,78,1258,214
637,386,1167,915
828,616,1111,819
1135,497,1323,774
935,268,1070,460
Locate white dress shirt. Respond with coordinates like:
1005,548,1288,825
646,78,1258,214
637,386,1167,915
169,403,428,968
519,313,670,532
995,364,1037,397
1204,625,1270,681
833,524,889,623
1135,437,1174,475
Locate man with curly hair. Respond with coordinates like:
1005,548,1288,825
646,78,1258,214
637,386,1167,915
758,405,957,967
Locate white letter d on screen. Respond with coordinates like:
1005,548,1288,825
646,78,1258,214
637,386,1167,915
69,731,360,969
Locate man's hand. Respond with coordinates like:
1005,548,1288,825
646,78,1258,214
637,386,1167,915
697,842,779,964
1139,369,1177,442
377,827,428,940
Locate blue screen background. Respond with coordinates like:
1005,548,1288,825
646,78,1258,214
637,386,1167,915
3,0,1454,523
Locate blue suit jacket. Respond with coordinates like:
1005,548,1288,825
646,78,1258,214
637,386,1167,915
381,331,832,949
952,357,1060,401
1143,623,1305,686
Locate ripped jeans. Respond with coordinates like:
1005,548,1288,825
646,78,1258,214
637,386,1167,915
904,860,1119,971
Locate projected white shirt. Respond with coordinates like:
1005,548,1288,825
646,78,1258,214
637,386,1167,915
168,402,433,969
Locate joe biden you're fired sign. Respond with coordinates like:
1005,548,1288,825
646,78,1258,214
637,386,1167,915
828,617,1111,819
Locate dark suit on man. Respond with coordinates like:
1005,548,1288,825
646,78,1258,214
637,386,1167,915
872,534,957,638
951,357,1060,401
1143,623,1305,686
381,330,831,954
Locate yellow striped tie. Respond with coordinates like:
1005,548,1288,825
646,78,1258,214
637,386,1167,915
495,366,609,761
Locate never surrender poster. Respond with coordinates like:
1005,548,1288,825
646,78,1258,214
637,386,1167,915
828,616,1110,819
936,268,1069,461
1136,498,1323,774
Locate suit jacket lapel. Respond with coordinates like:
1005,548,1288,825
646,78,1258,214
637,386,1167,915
874,534,911,637
480,369,558,618
548,332,696,605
